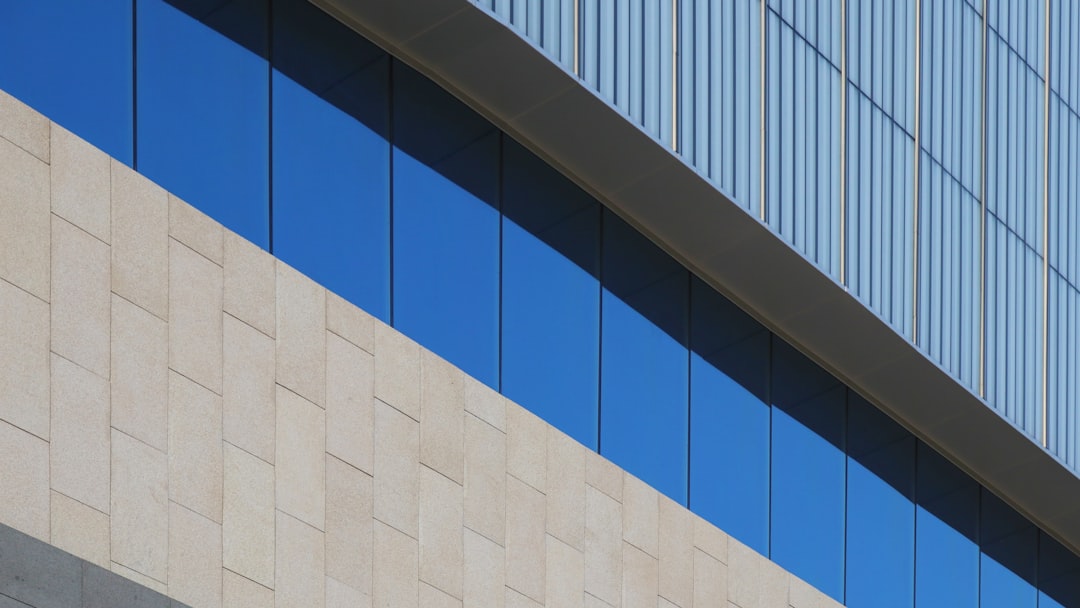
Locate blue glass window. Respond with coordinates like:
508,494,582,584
845,394,915,608
1039,532,1080,608
392,61,500,388
770,338,846,601
136,0,270,247
689,277,770,554
980,487,1038,608
915,442,978,608
600,211,689,504
501,137,600,448
271,0,390,320
0,0,133,163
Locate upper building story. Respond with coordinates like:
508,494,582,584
2,0,1080,605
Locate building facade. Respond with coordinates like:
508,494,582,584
0,0,1079,606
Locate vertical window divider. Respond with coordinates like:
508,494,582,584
132,0,138,169
839,0,848,285
672,0,679,153
267,0,274,253
979,0,989,399
1042,0,1052,448
759,0,767,222
912,0,923,345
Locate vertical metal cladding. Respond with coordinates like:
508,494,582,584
677,1,762,215
1047,0,1080,466
916,0,982,393
765,0,841,277
471,0,1077,472
984,0,1046,438
846,0,915,335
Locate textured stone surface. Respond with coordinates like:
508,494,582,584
276,262,326,406
326,576,370,608
276,512,325,608
546,534,584,608
223,443,275,588
326,455,373,596
463,529,503,608
622,541,659,608
0,88,49,162
463,374,505,432
420,351,465,484
111,295,169,451
0,278,49,441
373,322,421,420
693,548,727,608
51,215,110,379
169,239,223,394
111,160,168,318
168,372,223,523
658,495,694,608
728,539,789,608
326,332,374,474
51,124,109,242
507,405,546,494
622,473,658,559
463,413,505,545
586,451,622,502
373,520,418,608
50,491,110,568
0,421,49,540
222,314,275,464
223,231,275,337
275,386,326,530
50,354,110,513
421,582,462,608
168,503,222,608
419,466,463,599
326,290,374,354
547,428,586,551
374,399,420,538
110,430,168,583
505,475,546,604
223,569,274,608
0,130,49,302
169,194,223,265
584,485,621,607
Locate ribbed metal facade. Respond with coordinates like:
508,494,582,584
475,0,1080,471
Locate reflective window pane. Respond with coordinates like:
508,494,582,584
136,0,270,247
600,211,689,504
0,0,133,163
980,487,1038,608
392,61,500,388
689,277,770,553
502,137,600,448
271,0,390,320
845,394,915,608
770,338,846,601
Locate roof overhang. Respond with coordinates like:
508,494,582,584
311,0,1080,554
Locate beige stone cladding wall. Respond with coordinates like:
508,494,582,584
0,88,841,608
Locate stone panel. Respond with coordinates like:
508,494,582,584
223,231,275,337
50,491,110,568
111,160,168,318
419,466,463,599
50,354,110,513
584,485,621,607
373,520,418,608
0,421,49,540
111,295,168,451
275,386,326,530
374,399,420,538
169,239,223,394
505,475,545,604
168,372,223,523
463,413,505,545
0,135,49,301
0,278,49,441
0,88,49,162
51,216,110,378
51,124,109,242
420,351,465,484
110,430,168,583
373,322,421,420
326,332,374,474
169,194,223,265
223,443,275,588
546,428,586,551
276,512,325,608
168,503,223,608
463,529,504,608
223,314,276,464
276,262,326,406
326,455,373,597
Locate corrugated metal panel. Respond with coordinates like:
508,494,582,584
845,0,914,333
